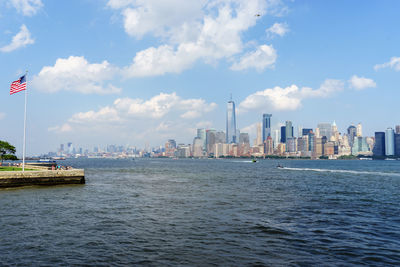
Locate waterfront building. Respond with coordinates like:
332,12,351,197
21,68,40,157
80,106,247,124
227,143,238,157
297,136,308,153
239,133,250,156
265,136,274,155
193,137,204,157
176,144,191,158
351,137,371,156
356,123,362,137
338,143,352,156
395,134,400,156
226,99,237,144
385,128,395,156
206,129,217,155
324,142,335,157
317,123,332,139
314,136,327,158
262,114,272,142
165,139,177,157
314,137,323,158
276,143,286,155
347,125,357,147
366,137,375,152
373,132,385,157
214,143,224,158
286,137,297,153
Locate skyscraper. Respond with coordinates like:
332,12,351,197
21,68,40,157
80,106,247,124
396,125,400,134
317,123,332,139
206,129,217,154
356,123,362,137
197,128,206,151
347,125,357,147
226,99,237,144
395,133,400,156
280,126,286,143
285,121,293,140
302,128,313,136
373,132,385,157
262,114,272,142
256,123,262,146
385,128,395,156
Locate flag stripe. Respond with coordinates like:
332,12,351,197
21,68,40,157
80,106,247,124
10,75,27,95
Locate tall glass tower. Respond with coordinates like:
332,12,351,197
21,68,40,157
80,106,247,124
226,99,237,143
285,121,293,140
385,128,395,156
262,114,272,142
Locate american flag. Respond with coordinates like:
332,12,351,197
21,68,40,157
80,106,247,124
10,75,27,95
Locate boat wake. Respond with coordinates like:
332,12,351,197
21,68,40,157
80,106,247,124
281,167,400,177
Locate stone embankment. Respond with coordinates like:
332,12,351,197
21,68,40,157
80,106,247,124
0,169,85,188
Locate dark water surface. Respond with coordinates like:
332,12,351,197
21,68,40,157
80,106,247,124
1,159,399,266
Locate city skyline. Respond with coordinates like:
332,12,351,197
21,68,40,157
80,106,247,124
45,107,400,160
1,1,400,155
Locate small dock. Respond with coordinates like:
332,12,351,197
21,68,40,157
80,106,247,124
0,169,85,188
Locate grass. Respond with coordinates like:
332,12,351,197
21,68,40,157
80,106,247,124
0,166,36,171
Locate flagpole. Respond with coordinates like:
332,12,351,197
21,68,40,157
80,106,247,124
22,71,28,172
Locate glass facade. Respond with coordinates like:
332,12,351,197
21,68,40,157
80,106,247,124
262,114,272,142
317,123,332,139
395,134,400,156
347,125,357,147
285,121,293,141
226,101,237,144
385,128,395,156
373,132,385,157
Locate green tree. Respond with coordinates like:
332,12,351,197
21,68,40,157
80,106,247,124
0,141,17,163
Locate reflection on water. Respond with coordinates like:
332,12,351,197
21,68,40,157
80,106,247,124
1,158,399,266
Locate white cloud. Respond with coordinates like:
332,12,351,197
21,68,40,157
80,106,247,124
118,0,206,39
0,112,5,120
238,79,344,112
52,92,216,126
9,0,43,16
49,93,217,145
0,24,34,52
230,44,277,71
266,22,289,37
48,123,72,133
241,122,258,137
107,0,135,9
349,75,376,90
109,0,286,77
32,56,121,94
374,57,400,71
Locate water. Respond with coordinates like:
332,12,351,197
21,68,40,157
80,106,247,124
1,158,399,266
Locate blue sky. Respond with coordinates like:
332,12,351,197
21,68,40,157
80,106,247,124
1,0,399,155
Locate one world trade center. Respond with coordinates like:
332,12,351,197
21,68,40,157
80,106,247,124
226,98,237,144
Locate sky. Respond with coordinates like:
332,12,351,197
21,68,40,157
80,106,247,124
0,0,399,156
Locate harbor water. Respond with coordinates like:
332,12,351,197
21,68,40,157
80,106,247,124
0,158,399,266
